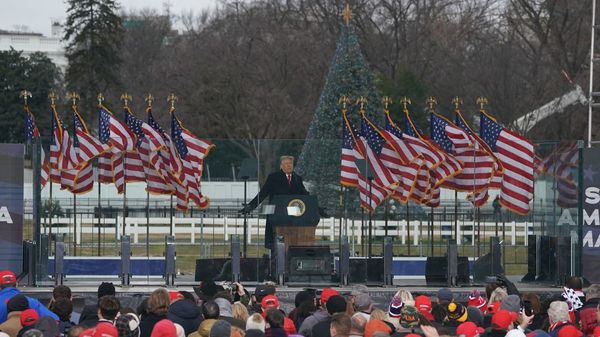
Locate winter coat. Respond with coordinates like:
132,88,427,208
311,318,331,337
78,304,99,327
168,300,202,336
139,313,167,337
298,309,329,337
580,298,600,337
0,288,58,324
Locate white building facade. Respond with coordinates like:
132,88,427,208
0,22,66,69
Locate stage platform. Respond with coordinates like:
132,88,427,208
19,276,566,314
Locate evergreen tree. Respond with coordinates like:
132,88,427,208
296,14,383,214
0,50,61,143
63,0,123,114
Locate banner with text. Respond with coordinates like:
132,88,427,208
0,144,24,273
583,148,600,282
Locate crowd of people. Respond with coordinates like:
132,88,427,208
0,270,598,337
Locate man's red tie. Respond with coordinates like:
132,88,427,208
287,174,291,186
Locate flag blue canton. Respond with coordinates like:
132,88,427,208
361,116,385,154
479,113,501,152
171,113,188,158
25,112,37,140
404,117,422,138
125,110,145,147
384,117,403,139
342,121,355,149
454,114,473,136
148,111,166,135
99,108,111,144
430,114,453,153
72,113,86,148
51,112,60,145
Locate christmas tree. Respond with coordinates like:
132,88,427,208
296,6,383,213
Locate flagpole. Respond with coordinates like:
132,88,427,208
48,92,59,253
121,94,132,238
357,97,373,258
145,94,154,261
97,93,104,256
167,94,178,237
67,92,80,256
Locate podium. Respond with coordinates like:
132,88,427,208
268,194,320,247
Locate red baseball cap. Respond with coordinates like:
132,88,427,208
261,295,280,309
20,309,39,326
415,295,433,320
93,322,119,337
558,325,583,337
491,310,518,330
487,301,502,315
320,288,339,304
457,322,485,337
0,270,16,285
168,291,183,302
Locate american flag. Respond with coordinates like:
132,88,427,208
430,112,495,193
340,119,359,187
143,108,177,195
454,110,503,206
382,113,437,204
73,108,109,163
480,111,535,215
341,111,391,212
359,113,399,189
60,107,109,193
171,111,212,209
99,105,136,152
404,113,462,186
361,113,421,203
149,110,182,175
110,108,147,194
120,107,171,194
98,105,136,185
402,112,460,204
25,107,49,187
49,105,69,184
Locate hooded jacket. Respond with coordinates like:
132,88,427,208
167,300,202,336
214,298,245,330
298,309,329,337
0,288,57,324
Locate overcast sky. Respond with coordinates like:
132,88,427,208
1,0,217,36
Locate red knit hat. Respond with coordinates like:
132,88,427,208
468,290,487,312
